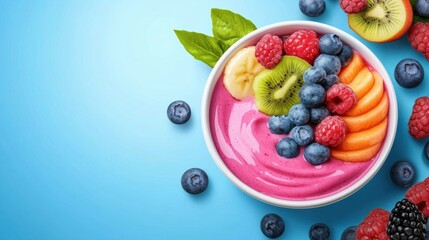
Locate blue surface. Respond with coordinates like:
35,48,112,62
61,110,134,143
0,1,428,239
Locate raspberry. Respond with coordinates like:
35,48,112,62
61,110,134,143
408,22,429,61
406,177,429,218
255,34,283,69
314,116,348,147
356,208,390,240
340,0,367,13
284,30,319,64
326,83,357,115
408,96,429,139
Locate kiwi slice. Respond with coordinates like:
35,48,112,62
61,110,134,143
348,0,413,42
253,56,311,116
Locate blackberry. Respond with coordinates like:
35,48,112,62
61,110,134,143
387,198,426,240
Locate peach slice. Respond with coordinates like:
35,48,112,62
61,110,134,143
342,93,388,132
346,71,384,117
336,117,387,151
339,52,365,84
332,143,382,162
347,67,375,100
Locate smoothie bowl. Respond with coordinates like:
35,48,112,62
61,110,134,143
201,21,398,208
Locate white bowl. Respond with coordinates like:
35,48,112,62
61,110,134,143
201,21,398,208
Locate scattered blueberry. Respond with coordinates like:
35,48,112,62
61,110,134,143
341,226,357,240
260,213,285,239
288,104,310,126
309,223,330,240
304,143,330,165
291,125,314,146
181,168,209,194
167,100,191,124
390,160,415,188
314,54,342,75
321,74,339,90
299,83,326,108
416,0,429,17
299,0,326,17
337,45,354,67
304,66,327,84
394,58,424,88
276,138,300,158
319,33,343,55
309,106,330,125
268,115,295,134
424,141,429,160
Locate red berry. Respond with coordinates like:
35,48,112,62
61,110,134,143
408,22,429,61
408,96,429,139
326,83,357,115
255,33,283,69
284,30,319,64
314,116,348,147
406,177,429,218
340,0,367,13
356,208,390,240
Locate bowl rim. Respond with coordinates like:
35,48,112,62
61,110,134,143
201,20,398,208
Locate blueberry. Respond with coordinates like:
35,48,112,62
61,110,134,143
181,168,209,194
288,104,310,126
304,66,327,84
304,143,330,165
416,0,429,17
276,138,300,158
337,45,354,67
268,115,295,134
299,83,326,108
424,141,429,160
394,58,424,88
310,106,330,124
314,54,342,75
299,0,326,17
291,125,314,146
321,74,339,90
319,33,343,55
167,100,191,124
341,226,357,240
260,213,285,239
390,161,415,188
309,223,330,240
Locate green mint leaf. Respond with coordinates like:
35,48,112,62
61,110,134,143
174,30,224,68
211,8,256,48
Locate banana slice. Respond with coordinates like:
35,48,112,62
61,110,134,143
223,46,265,100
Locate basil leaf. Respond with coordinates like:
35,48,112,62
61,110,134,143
174,30,224,67
211,8,256,48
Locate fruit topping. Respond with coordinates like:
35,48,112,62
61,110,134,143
299,83,326,108
337,45,354,67
253,56,311,116
167,100,192,124
332,142,382,162
314,53,342,75
356,208,390,240
394,58,424,88
326,83,357,115
340,0,368,13
299,0,326,17
309,106,331,125
288,103,311,126
416,0,429,17
268,115,295,134
348,0,413,43
315,116,348,147
341,226,357,240
321,74,339,90
255,34,284,69
309,223,330,240
390,160,416,188
339,51,365,84
304,66,327,84
387,198,426,240
319,33,343,55
181,168,209,194
260,213,285,239
284,30,320,64
406,177,429,218
276,137,300,158
291,124,314,146
408,96,429,139
346,70,382,116
304,142,331,165
408,22,429,61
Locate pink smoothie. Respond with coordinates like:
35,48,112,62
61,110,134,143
209,75,383,201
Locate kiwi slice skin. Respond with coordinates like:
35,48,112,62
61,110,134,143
348,0,413,42
253,56,311,116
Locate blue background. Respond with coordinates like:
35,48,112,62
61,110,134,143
0,1,428,239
